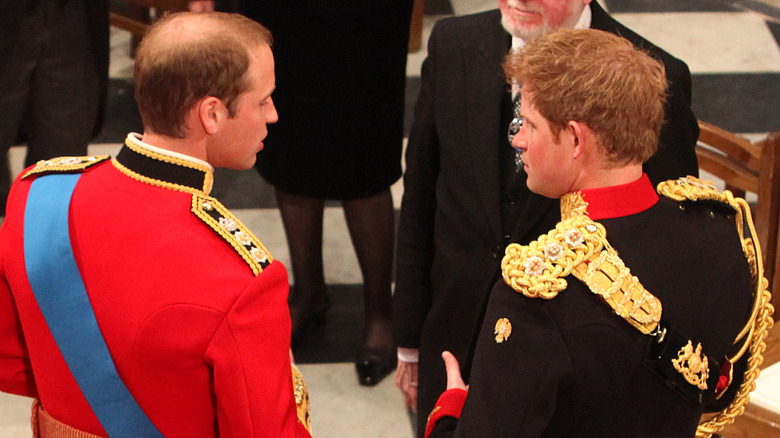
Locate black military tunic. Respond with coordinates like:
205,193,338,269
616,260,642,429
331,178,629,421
428,175,754,438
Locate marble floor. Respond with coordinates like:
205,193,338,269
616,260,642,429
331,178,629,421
1,0,778,436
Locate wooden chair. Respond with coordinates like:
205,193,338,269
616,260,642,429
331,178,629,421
109,0,189,39
409,0,425,53
695,120,780,317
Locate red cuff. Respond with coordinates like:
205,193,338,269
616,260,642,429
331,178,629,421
424,388,468,438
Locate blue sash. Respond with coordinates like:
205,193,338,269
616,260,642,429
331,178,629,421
23,173,162,437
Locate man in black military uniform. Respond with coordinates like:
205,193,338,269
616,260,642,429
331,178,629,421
424,28,771,438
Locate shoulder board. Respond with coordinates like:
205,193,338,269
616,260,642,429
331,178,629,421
658,175,759,287
502,208,662,334
22,156,110,180
191,194,273,276
656,176,738,215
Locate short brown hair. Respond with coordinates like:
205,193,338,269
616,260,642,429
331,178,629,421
134,12,272,138
504,28,667,165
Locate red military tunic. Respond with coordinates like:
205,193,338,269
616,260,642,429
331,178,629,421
0,134,311,437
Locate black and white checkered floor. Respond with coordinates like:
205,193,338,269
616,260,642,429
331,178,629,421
1,0,778,436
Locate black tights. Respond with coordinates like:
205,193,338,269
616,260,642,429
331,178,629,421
276,188,394,350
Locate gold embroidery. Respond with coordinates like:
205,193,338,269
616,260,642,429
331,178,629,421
560,191,590,218
427,406,441,426
291,365,312,434
494,318,512,343
22,156,110,179
501,192,662,334
113,158,211,197
571,251,662,334
501,216,602,299
125,136,213,194
672,341,710,390
191,194,273,275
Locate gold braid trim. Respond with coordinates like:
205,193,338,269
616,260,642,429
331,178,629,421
112,158,208,197
292,364,313,435
696,287,773,437
125,136,214,194
191,195,273,276
571,249,662,335
501,213,603,300
656,176,775,437
501,192,662,334
22,156,110,179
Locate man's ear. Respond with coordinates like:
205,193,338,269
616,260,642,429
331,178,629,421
568,120,585,159
198,97,224,135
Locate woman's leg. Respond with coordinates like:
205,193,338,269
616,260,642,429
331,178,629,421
343,189,395,384
275,188,329,339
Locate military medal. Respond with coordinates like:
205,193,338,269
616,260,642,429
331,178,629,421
494,318,512,343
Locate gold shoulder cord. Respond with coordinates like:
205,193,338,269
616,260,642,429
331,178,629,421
658,177,774,438
501,191,662,334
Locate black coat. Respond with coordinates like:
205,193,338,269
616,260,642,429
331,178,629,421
0,0,109,140
393,4,700,435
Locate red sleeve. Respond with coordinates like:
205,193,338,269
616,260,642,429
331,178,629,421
0,233,37,398
205,261,301,438
425,388,468,438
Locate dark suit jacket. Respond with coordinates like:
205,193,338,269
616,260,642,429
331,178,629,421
393,4,699,435
0,0,109,140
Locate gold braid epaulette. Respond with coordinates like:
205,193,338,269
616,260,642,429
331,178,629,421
22,156,110,179
656,177,775,438
191,195,274,276
501,192,662,335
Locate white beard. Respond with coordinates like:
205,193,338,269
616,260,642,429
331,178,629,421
500,0,585,41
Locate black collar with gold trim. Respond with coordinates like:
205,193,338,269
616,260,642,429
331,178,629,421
115,137,214,195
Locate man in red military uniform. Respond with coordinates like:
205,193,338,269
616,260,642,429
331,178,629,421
0,12,311,438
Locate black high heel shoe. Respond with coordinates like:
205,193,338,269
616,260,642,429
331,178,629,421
355,346,396,386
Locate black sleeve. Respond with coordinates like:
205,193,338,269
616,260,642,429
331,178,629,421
428,417,458,438
392,21,443,349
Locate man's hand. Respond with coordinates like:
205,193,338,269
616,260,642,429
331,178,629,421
442,351,467,391
395,359,419,412
188,1,215,12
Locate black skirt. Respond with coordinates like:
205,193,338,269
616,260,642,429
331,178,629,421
245,1,413,200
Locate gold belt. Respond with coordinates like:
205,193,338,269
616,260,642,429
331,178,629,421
31,400,102,438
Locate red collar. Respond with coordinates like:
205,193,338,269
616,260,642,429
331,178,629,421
578,173,658,220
